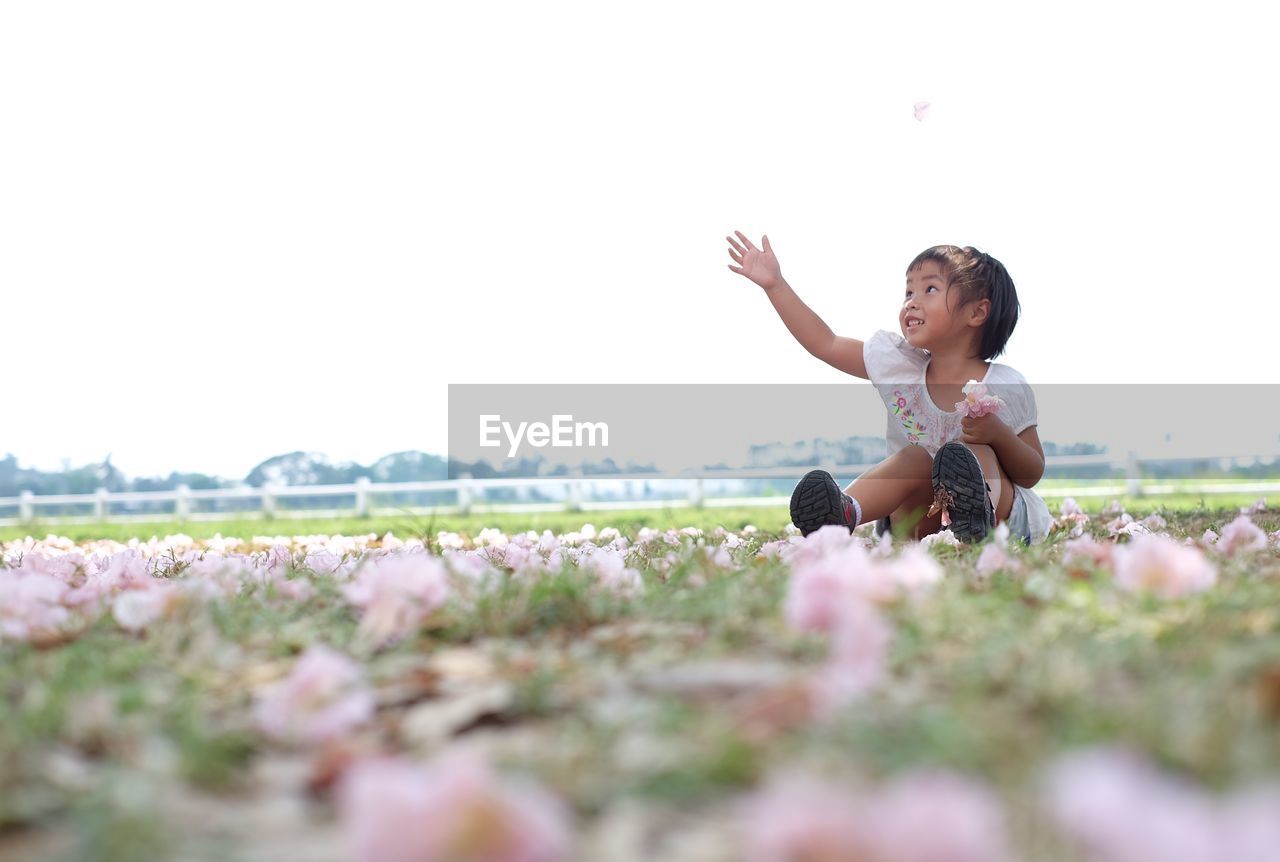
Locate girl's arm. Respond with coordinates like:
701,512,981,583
989,425,1046,488
763,277,868,379
961,414,1045,487
726,231,868,379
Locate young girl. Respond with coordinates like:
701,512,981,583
725,230,1052,545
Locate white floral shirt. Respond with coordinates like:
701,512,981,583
863,329,1052,543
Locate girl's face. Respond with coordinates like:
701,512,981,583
900,261,956,348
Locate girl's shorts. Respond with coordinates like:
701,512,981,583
1005,487,1034,545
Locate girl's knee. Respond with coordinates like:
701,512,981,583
962,442,1000,476
962,442,995,459
896,443,933,473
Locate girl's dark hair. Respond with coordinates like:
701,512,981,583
905,245,1020,360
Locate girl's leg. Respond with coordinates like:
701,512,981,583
841,444,941,538
962,443,1015,522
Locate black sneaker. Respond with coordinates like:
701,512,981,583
789,469,855,537
929,442,994,543
873,515,892,539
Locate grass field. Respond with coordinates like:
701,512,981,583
2,503,1278,861
0,489,1274,545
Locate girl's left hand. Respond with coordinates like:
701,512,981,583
961,413,1010,446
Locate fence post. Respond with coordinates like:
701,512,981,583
566,474,582,513
94,487,110,521
689,477,704,507
18,490,34,525
1125,450,1143,497
354,476,371,517
457,473,473,514
263,483,279,519
176,484,191,521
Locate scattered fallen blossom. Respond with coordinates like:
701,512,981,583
1111,533,1217,599
1054,498,1091,537
700,544,735,570
342,552,451,648
973,523,1020,578
876,544,944,597
1062,535,1114,572
921,528,961,549
809,599,895,713
303,549,346,575
1043,747,1280,862
0,514,1278,861
578,547,644,597
0,569,73,644
784,527,938,630
975,542,1016,578
784,534,888,632
755,537,800,560
336,750,573,862
1106,512,1136,537
111,582,180,632
782,529,947,714
740,767,1013,862
253,644,375,746
1215,514,1268,557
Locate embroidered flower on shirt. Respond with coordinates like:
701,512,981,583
891,388,927,445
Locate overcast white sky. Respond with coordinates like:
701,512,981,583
1,1,1276,478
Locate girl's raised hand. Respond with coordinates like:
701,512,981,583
726,230,783,291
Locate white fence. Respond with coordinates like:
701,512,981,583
0,452,1278,527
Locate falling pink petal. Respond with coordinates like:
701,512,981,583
914,101,931,122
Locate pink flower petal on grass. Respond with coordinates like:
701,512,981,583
1216,514,1267,557
112,584,178,631
336,750,572,862
253,644,374,746
1112,533,1217,599
741,767,1013,862
342,552,450,648
0,570,72,643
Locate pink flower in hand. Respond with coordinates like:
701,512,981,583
954,380,1006,419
